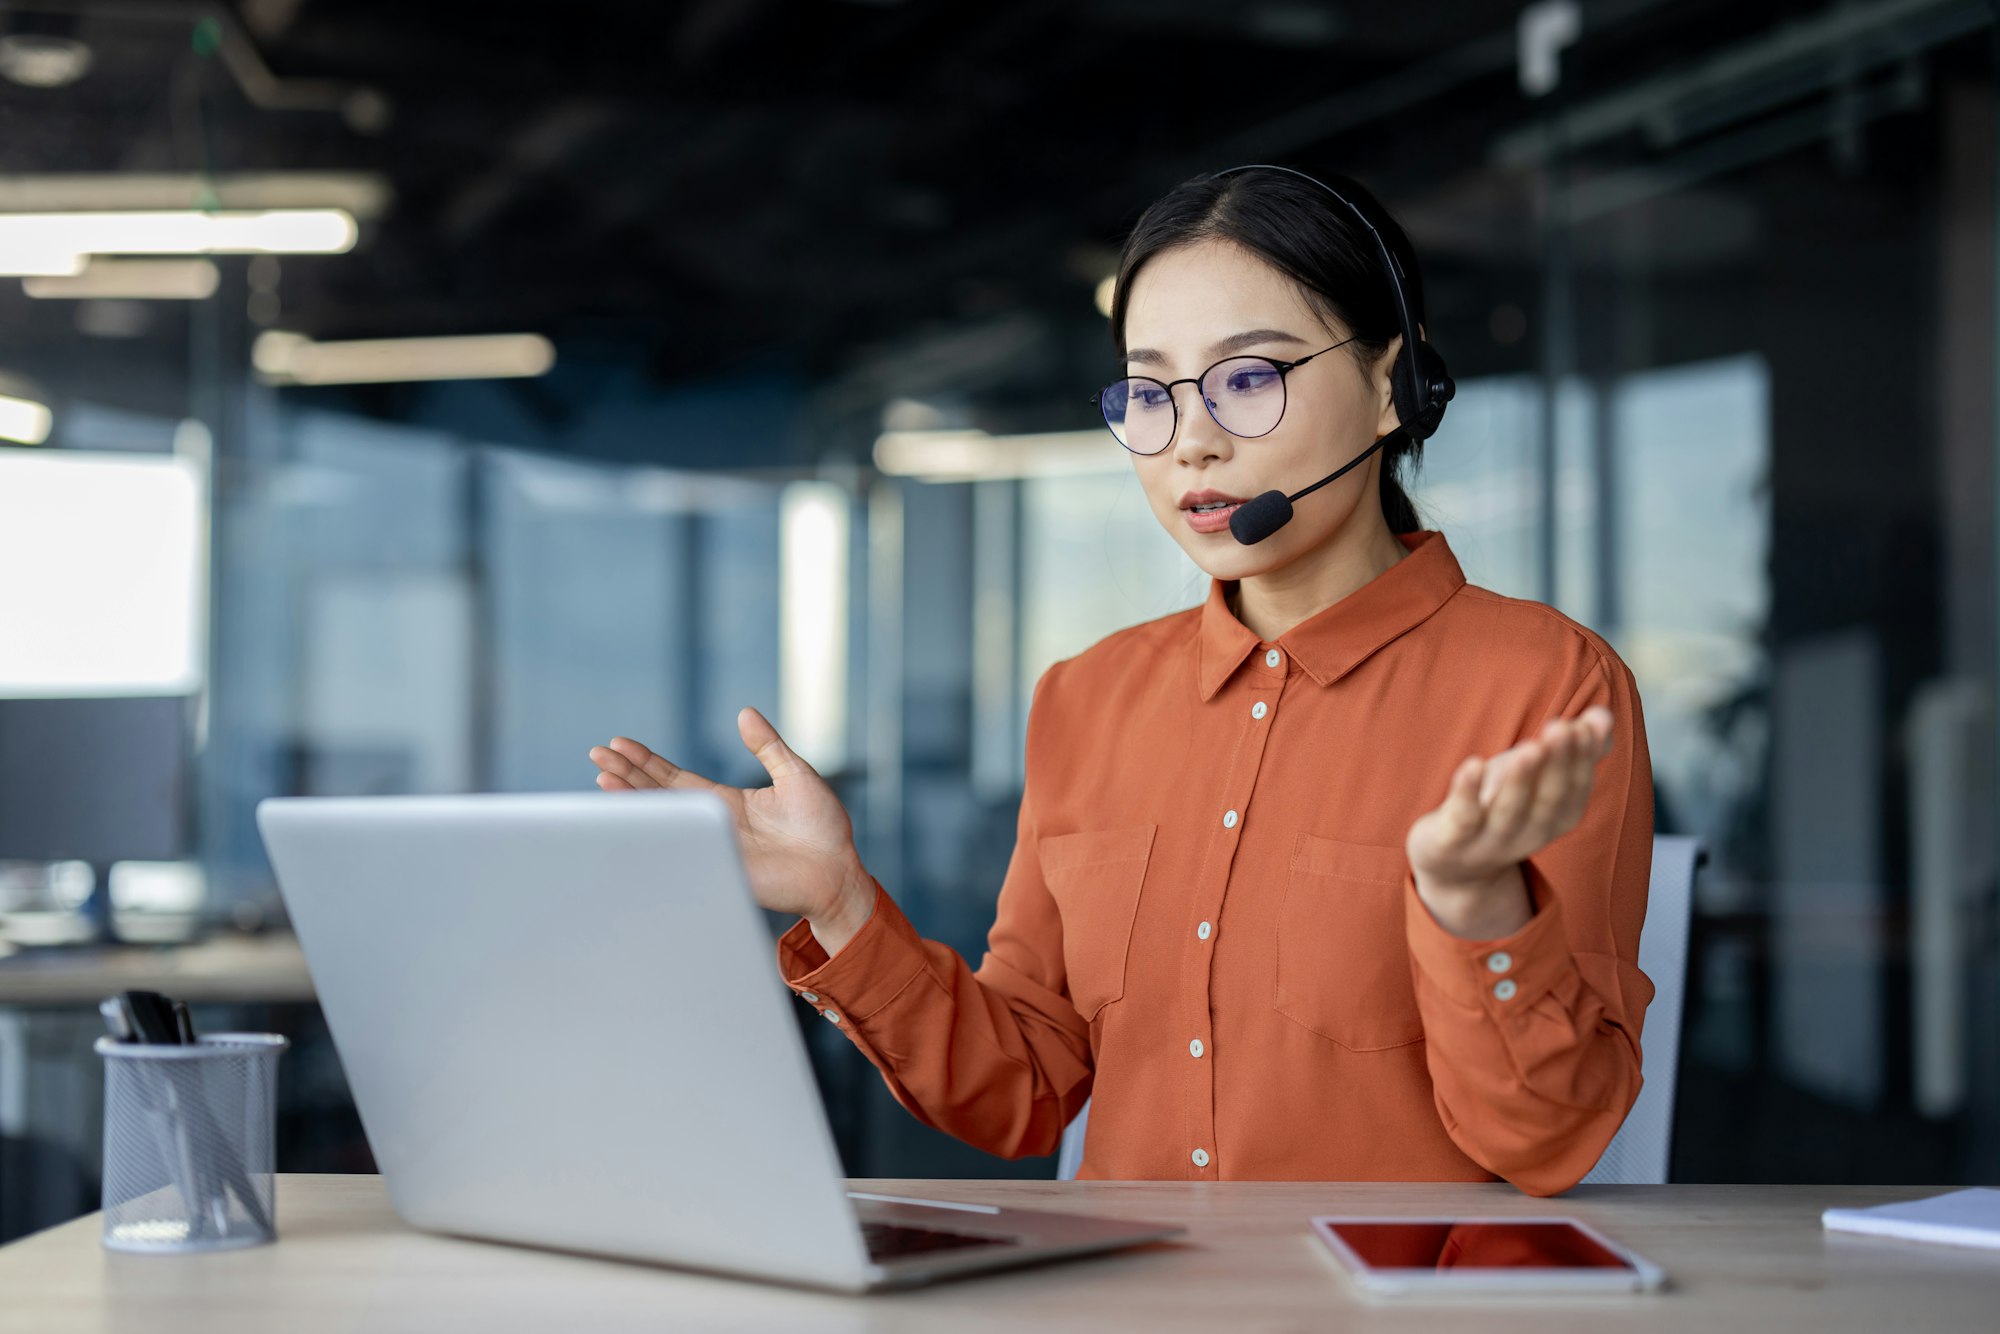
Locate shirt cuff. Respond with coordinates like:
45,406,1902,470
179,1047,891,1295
774,879,932,1025
1404,859,1572,1013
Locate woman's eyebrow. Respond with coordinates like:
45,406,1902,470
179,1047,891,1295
1123,329,1309,366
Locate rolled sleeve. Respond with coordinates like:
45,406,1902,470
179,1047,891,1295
776,879,929,1026
1404,863,1572,1014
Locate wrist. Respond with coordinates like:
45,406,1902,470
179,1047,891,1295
1413,862,1532,941
807,856,877,956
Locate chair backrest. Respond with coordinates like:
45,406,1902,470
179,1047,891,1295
1056,834,1703,1184
1580,833,1701,1185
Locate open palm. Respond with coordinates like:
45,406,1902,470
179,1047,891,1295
587,707,861,921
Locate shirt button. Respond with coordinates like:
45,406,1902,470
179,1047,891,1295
799,991,820,1003
1486,952,1512,974
1493,980,1518,1002
1222,809,1238,829
1191,1148,1210,1168
1196,920,1212,941
823,1009,843,1023
1264,649,1282,668
1189,1038,1204,1059
1251,701,1268,720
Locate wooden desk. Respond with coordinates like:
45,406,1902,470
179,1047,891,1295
0,932,314,1007
0,1175,1993,1332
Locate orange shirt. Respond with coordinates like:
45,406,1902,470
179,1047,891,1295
778,529,1654,1196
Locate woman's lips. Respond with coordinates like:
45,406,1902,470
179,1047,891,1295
1185,502,1242,534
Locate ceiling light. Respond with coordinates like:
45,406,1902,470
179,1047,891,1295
873,429,1124,482
0,210,356,269
0,172,389,217
24,258,221,300
0,34,93,89
0,393,54,445
1094,274,1117,319
252,332,556,386
0,248,85,277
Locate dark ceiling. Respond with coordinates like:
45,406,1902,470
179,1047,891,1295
0,0,1940,448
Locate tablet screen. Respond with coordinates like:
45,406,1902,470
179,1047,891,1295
1320,1219,1637,1272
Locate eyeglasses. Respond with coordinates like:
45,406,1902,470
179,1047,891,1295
1093,337,1359,455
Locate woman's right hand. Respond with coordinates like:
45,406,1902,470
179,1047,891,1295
587,707,876,946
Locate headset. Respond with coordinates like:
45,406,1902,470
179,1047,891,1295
1205,164,1456,544
1210,163,1456,442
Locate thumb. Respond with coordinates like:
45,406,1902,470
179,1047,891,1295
737,706,817,784
1443,756,1487,834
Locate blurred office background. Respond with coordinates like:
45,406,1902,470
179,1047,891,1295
2,0,1998,1237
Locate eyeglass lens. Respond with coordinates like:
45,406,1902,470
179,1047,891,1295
1099,356,1289,454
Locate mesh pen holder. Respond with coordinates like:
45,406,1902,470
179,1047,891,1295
96,1033,289,1253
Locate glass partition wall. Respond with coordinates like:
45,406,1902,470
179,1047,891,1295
861,12,2000,1183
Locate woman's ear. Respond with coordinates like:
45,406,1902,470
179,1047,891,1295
1374,333,1405,437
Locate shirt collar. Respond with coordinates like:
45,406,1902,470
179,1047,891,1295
1195,529,1467,701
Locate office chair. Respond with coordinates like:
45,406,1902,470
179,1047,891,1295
1056,833,1705,1185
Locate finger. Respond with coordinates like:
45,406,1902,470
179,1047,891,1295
1478,743,1527,807
1560,711,1611,826
588,743,657,789
1522,724,1579,835
1442,756,1488,839
1482,740,1547,835
595,770,636,792
1586,705,1615,758
738,707,818,784
609,736,721,792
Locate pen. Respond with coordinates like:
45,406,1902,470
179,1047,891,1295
102,991,212,1240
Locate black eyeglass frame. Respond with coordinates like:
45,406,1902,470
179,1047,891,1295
1093,334,1362,455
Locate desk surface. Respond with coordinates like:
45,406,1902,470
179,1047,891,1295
0,932,314,1006
1,1175,1995,1333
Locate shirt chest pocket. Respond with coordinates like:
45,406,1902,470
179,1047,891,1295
1275,833,1425,1051
1039,824,1156,1022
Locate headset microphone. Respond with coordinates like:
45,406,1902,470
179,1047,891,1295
1228,428,1404,546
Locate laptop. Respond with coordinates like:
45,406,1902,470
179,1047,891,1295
255,790,1181,1292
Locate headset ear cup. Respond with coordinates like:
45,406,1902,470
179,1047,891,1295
1398,340,1453,441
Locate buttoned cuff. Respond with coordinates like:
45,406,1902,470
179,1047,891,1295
774,879,932,1026
1404,859,1572,1013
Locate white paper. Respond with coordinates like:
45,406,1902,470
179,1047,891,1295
1821,1188,2000,1250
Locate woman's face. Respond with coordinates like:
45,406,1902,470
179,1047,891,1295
1119,238,1402,582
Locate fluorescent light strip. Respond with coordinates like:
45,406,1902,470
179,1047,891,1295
24,258,221,300
0,209,357,267
873,429,1125,482
252,332,556,386
0,249,85,277
0,392,53,445
0,172,390,217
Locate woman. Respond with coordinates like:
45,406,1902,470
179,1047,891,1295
589,167,1653,1197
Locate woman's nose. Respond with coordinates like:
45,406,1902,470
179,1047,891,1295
1173,387,1233,463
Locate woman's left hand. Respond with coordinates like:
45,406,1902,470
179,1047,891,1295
1404,706,1615,938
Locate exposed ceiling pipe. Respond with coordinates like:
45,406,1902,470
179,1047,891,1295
1,0,391,131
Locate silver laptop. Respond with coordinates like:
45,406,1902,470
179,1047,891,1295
255,790,1180,1292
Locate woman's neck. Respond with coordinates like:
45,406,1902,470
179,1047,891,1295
1226,516,1412,643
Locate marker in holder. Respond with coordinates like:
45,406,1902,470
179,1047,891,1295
95,1032,289,1252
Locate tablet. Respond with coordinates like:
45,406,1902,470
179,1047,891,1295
1311,1216,1667,1296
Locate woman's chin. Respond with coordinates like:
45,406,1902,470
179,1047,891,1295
1180,540,1284,584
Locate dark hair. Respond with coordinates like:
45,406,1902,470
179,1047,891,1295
1108,169,1427,535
